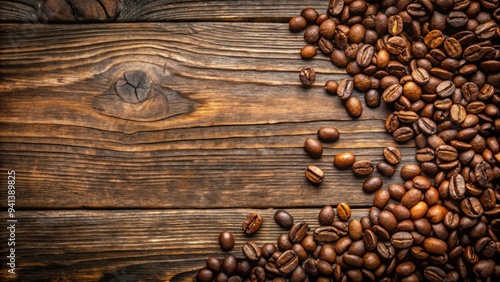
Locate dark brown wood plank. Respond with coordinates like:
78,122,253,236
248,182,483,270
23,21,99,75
0,22,415,209
0,208,370,281
0,0,326,23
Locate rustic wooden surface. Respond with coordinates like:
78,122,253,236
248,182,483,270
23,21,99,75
0,1,416,281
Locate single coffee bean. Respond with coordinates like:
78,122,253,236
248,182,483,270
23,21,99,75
363,229,378,251
242,213,263,234
373,189,390,209
365,89,380,108
450,104,467,123
299,66,316,85
348,219,363,241
383,146,402,165
337,78,353,100
386,36,407,55
289,222,309,243
461,197,484,218
219,230,235,251
345,97,363,118
391,231,414,249
324,80,338,94
385,112,400,133
436,80,455,98
388,15,403,35
337,203,351,221
331,49,349,67
196,268,213,282
424,266,448,282
304,138,323,159
242,241,262,261
423,237,447,255
274,209,294,229
300,44,317,59
289,16,307,32
402,188,422,208
362,176,383,193
334,151,356,169
423,30,445,49
318,205,335,226
314,226,340,243
474,21,497,40
317,127,339,142
304,25,320,44
305,164,324,185
319,18,336,39
411,68,430,85
393,126,414,142
376,162,396,177
378,210,398,232
418,117,437,135
276,250,299,274
222,256,238,275
443,37,463,58
356,44,374,67
352,159,374,176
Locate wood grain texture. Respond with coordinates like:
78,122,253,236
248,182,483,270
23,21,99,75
0,0,326,23
0,22,416,209
0,208,370,281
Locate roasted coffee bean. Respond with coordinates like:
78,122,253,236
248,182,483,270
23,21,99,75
352,159,374,176
450,104,467,123
418,117,437,135
337,203,351,221
436,80,455,98
324,80,338,94
385,112,400,133
242,241,262,261
424,30,445,49
400,164,421,180
363,229,378,251
289,222,309,243
424,266,446,282
274,209,294,229
242,213,263,235
363,176,383,193
448,11,468,28
314,226,341,243
348,219,363,241
461,197,484,218
317,127,340,143
443,37,463,58
383,146,402,165
305,165,324,185
357,44,374,67
378,210,398,232
337,78,353,101
391,232,414,249
276,250,299,274
388,15,403,35
304,138,323,159
412,68,430,85
393,126,414,142
345,97,363,118
331,48,349,68
219,230,235,251
318,205,335,226
376,162,396,177
304,25,320,44
386,36,407,55
300,45,317,59
299,66,316,85
222,256,238,276
289,16,307,32
423,237,447,255
475,21,497,40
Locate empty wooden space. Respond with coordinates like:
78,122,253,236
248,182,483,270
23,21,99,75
0,1,416,281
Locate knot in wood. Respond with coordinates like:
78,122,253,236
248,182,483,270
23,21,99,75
38,0,118,22
114,71,152,103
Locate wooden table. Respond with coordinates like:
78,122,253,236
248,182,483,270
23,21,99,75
0,1,416,280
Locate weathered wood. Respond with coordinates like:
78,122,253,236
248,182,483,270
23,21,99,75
0,0,326,23
0,208,370,281
0,22,416,209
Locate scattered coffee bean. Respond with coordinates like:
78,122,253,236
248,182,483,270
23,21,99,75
304,138,323,159
274,209,294,229
337,202,351,221
219,230,235,251
242,213,263,235
317,127,340,142
299,66,316,85
305,164,324,185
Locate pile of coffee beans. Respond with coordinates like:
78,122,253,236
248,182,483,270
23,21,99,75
196,0,499,281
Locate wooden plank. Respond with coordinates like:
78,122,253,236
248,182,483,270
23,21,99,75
0,0,326,23
0,208,370,281
0,22,415,209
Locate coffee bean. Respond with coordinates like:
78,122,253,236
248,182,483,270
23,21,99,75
443,37,463,58
300,45,317,59
376,162,396,177
365,89,381,108
331,49,349,68
289,222,309,243
391,231,414,249
345,97,363,118
314,226,341,243
222,256,238,276
242,213,263,235
424,266,446,282
348,219,363,241
418,117,437,135
337,78,353,100
423,237,447,255
334,152,356,169
378,210,397,232
362,176,383,193
352,159,374,176
304,138,323,159
436,80,455,98
299,66,316,85
386,36,407,55
393,126,414,142
411,68,430,85
242,241,262,261
274,209,294,229
423,30,445,49
276,250,299,274
305,164,324,185
304,25,320,44
373,189,390,209
218,230,235,252
318,205,335,226
356,44,374,67
196,268,213,282
317,127,340,142
289,16,307,32
337,203,351,221
388,15,403,35
461,197,484,218
383,146,402,165
319,18,336,39
324,80,338,94
475,21,497,40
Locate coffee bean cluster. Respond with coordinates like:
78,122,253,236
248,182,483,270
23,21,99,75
196,0,500,281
